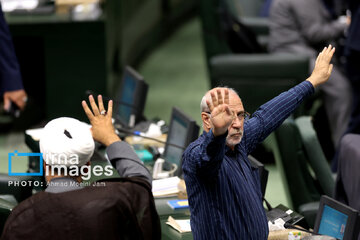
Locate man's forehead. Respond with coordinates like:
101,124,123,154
229,100,244,112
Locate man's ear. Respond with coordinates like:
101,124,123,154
201,112,212,130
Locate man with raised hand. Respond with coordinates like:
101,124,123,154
182,46,335,239
39,95,151,193
1,95,158,240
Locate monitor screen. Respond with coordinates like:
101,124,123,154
163,107,199,176
165,115,188,166
314,195,359,240
115,66,148,128
318,205,348,240
117,72,137,127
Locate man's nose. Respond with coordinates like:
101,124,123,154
231,116,242,128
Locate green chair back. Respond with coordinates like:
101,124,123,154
210,54,309,113
198,0,231,63
274,118,321,211
295,116,334,197
198,0,309,114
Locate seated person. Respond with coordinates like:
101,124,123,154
1,95,160,240
268,0,352,148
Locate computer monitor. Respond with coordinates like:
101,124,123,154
163,107,199,177
115,66,148,128
314,195,360,240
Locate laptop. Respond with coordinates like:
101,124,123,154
314,195,360,240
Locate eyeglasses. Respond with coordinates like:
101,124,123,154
204,111,251,121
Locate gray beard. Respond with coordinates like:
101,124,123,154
226,130,243,147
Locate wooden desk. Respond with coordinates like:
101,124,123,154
125,134,167,147
154,196,313,240
268,229,311,239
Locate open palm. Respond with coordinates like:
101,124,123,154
308,45,335,87
206,89,235,136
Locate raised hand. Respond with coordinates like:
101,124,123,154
307,44,335,88
82,95,120,146
206,88,235,136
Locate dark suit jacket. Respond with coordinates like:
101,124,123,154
346,1,360,51
0,4,23,95
269,0,347,57
334,134,360,212
1,177,161,240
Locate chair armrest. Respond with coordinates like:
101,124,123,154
0,198,16,211
298,201,320,228
241,17,269,36
238,17,270,48
0,195,17,206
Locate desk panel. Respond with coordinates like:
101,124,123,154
155,197,193,240
7,14,107,121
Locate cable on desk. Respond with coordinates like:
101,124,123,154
284,222,324,237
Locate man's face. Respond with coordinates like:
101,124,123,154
225,92,245,149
